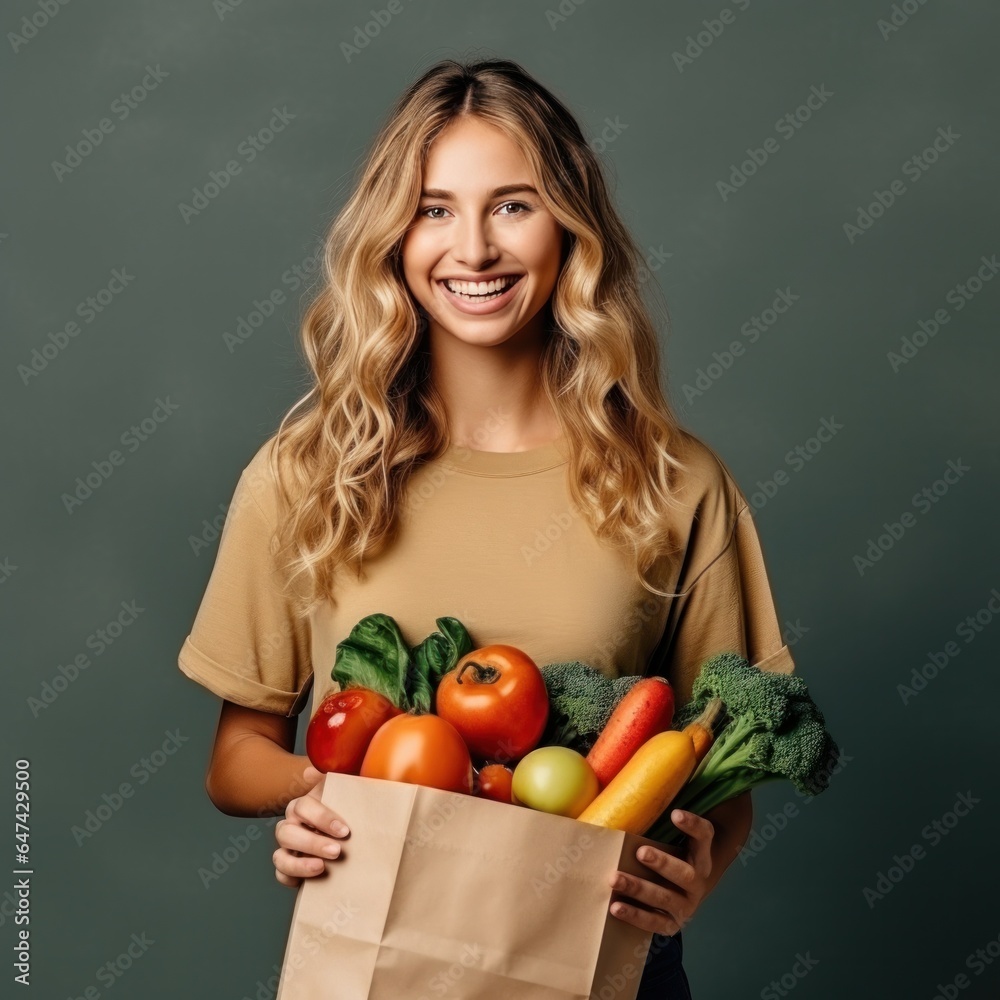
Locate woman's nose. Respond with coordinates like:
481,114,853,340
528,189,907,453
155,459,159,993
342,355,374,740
452,218,498,267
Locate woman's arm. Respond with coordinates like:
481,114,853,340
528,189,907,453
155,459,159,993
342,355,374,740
701,790,753,896
205,700,315,817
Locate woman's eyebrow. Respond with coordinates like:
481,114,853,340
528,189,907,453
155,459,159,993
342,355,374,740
419,184,539,199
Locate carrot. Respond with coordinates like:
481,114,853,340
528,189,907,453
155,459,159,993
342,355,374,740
683,697,723,764
586,677,674,788
576,699,722,835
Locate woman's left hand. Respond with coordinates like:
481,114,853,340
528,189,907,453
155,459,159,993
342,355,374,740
607,809,715,936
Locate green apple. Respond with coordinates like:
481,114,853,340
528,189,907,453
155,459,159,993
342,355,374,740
511,746,599,818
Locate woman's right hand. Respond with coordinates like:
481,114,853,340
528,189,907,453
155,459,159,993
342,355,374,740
273,764,352,888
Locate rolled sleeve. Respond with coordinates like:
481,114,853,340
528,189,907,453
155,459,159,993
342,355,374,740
177,441,313,717
647,461,796,707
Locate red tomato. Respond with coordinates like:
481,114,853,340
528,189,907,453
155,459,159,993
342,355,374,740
306,687,402,774
435,644,549,764
474,763,514,804
360,713,473,794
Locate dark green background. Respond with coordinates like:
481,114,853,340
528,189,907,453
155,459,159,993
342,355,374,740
3,1,997,997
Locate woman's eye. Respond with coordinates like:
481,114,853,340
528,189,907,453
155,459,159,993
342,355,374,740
420,202,532,220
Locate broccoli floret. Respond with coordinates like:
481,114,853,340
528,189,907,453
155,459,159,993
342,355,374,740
647,651,841,843
538,661,643,755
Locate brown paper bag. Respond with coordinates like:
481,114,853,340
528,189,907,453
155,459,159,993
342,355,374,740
275,771,674,1000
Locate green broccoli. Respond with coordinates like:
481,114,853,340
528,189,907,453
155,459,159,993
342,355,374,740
537,661,644,755
646,651,840,844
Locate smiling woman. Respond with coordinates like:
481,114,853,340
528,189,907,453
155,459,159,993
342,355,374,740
402,119,563,342
178,56,797,1000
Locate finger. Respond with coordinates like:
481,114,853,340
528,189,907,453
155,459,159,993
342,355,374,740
634,845,698,893
275,819,344,860
609,899,679,937
672,810,714,880
302,765,324,788
610,871,686,920
274,868,302,889
286,794,351,837
272,846,328,881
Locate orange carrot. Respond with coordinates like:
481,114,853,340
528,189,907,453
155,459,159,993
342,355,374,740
683,697,723,764
586,677,674,787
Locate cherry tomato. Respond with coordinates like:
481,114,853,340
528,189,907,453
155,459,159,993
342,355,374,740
434,644,549,763
306,687,402,774
474,763,514,803
360,713,473,794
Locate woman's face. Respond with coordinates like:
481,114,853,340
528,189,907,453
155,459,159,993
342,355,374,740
401,115,564,349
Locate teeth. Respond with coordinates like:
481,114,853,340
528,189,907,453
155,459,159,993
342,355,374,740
444,276,518,296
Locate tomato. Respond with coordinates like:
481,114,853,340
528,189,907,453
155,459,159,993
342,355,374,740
434,644,549,763
360,713,473,794
511,746,599,818
306,687,402,774
474,763,514,803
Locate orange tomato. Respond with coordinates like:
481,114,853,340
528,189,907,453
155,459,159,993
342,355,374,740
360,713,473,794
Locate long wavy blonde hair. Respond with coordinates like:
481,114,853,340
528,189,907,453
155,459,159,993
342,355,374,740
270,57,697,618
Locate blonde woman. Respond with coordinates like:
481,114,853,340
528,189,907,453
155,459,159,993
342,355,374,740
178,58,796,999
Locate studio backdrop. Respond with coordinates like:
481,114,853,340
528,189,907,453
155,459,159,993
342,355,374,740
3,1,997,998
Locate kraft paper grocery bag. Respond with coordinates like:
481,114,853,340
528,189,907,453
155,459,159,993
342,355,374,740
275,771,672,1000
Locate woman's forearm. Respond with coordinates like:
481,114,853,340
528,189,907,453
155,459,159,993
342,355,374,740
702,790,753,895
207,734,313,818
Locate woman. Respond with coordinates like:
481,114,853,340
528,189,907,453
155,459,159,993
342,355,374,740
178,58,796,998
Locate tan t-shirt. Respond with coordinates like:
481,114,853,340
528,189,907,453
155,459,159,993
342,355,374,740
177,429,795,721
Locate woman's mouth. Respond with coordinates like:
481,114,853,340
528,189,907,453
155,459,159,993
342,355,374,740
437,274,524,314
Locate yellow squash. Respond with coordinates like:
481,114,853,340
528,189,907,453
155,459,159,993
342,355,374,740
575,729,697,835
576,698,723,835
